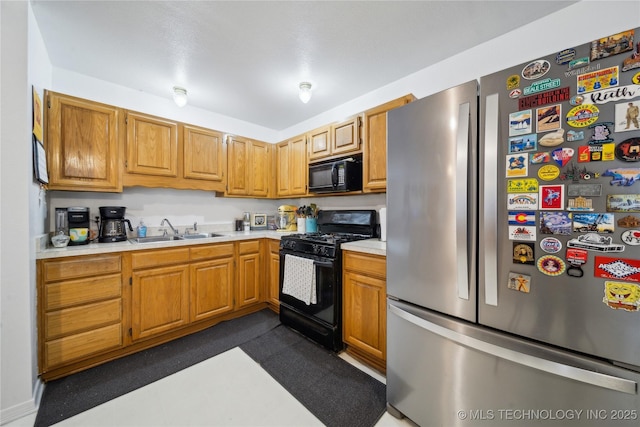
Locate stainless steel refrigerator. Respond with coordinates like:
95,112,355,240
387,27,640,426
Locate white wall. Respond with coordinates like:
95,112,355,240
2,0,639,423
0,0,45,423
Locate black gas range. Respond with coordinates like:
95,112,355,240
278,210,378,352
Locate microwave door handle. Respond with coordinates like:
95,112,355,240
331,163,338,189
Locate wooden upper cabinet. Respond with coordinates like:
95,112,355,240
125,111,178,178
226,135,270,197
276,134,307,197
308,126,331,161
363,94,416,193
331,116,361,156
183,125,225,184
45,91,122,192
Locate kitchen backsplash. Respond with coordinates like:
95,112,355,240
47,187,386,233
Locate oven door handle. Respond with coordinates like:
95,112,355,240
313,259,334,268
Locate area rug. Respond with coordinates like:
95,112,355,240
35,309,280,427
240,324,387,427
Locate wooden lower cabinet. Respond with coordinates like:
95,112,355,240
39,254,124,373
190,243,235,321
267,240,280,309
237,240,262,308
342,251,387,372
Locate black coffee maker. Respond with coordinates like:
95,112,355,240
98,206,132,243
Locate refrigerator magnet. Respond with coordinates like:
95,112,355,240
617,215,640,227
567,196,594,211
566,233,625,252
513,243,535,265
567,130,584,142
538,165,560,181
540,237,562,254
632,72,640,85
614,101,639,133
536,105,562,133
537,255,566,276
591,30,635,61
508,134,537,153
567,183,602,197
566,104,600,128
572,213,615,234
508,211,536,226
539,184,565,210
602,281,640,312
506,153,529,177
588,122,614,144
615,138,640,162
540,212,572,235
508,226,536,241
507,178,539,193
506,74,520,90
595,256,640,282
538,128,565,147
508,110,532,136
566,247,588,278
607,194,640,212
621,229,640,245
508,272,531,293
522,59,550,80
551,147,575,167
531,152,550,164
507,193,538,210
576,66,619,95
602,168,640,186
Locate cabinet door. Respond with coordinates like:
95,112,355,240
45,91,122,192
276,141,291,196
331,116,361,156
190,257,234,322
237,241,261,308
250,140,270,197
343,270,386,361
308,126,331,161
268,241,281,307
183,125,225,183
126,112,178,177
226,135,249,195
289,135,307,195
131,264,189,341
363,94,416,192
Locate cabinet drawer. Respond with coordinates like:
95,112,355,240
43,254,121,282
131,248,190,269
238,240,260,255
45,299,122,340
344,252,386,278
45,323,122,369
190,243,234,261
45,274,122,310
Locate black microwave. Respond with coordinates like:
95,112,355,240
308,154,363,193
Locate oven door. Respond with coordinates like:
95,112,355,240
278,249,340,327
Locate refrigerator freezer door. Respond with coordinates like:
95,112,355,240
478,27,640,369
387,299,640,427
387,80,478,322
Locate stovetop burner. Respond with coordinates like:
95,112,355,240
287,232,371,245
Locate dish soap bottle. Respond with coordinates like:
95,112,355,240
137,219,147,238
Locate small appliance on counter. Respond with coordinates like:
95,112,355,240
98,206,132,243
276,205,297,232
67,207,90,245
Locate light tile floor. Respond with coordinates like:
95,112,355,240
6,348,413,427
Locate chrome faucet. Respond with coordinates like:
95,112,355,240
161,218,179,235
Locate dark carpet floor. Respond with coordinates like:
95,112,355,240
35,309,386,427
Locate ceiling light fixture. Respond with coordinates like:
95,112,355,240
172,86,188,107
298,82,312,104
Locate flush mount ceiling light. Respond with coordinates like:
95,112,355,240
172,86,188,107
298,82,312,104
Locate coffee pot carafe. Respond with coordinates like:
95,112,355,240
98,206,132,243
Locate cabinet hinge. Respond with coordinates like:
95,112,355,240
128,328,132,336
129,277,132,285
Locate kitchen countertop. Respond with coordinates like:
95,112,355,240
36,230,295,260
341,239,386,256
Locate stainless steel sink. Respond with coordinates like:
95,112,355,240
181,232,225,239
129,235,184,244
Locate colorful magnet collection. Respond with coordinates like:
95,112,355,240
505,28,640,312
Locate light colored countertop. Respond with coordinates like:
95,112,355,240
342,239,386,256
36,230,294,260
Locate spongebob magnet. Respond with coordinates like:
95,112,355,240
603,281,640,312
508,272,531,293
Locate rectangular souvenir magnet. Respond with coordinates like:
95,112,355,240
508,110,532,136
577,66,619,95
507,178,539,193
590,30,634,61
540,212,572,235
509,226,536,241
567,183,602,197
536,104,562,133
539,184,564,210
572,213,614,233
595,256,640,282
506,153,529,177
507,193,538,210
607,194,640,212
508,272,531,293
508,134,537,153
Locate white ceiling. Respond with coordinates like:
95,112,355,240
31,0,577,130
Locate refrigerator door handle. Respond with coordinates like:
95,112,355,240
482,93,499,306
455,101,470,301
389,304,637,395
